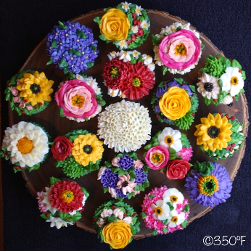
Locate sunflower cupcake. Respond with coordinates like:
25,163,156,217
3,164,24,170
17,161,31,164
197,54,246,106
98,152,149,200
151,78,199,130
94,2,150,50
5,70,54,116
103,50,155,100
194,113,245,159
185,161,232,207
51,129,104,178
141,186,190,235
0,121,50,172
93,200,140,249
37,177,89,229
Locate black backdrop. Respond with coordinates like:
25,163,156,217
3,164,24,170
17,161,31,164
1,0,251,250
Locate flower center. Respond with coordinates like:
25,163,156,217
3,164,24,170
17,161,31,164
83,144,92,154
170,195,178,203
164,136,173,145
132,77,141,87
171,216,178,223
60,190,74,203
204,82,213,92
122,181,129,187
16,137,34,154
154,206,163,216
30,83,41,94
151,152,164,163
207,126,220,138
71,94,85,108
174,43,187,56
198,175,219,196
110,67,119,78
231,76,239,86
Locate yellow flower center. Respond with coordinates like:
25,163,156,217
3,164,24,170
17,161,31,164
170,195,178,203
154,206,163,216
171,216,178,223
198,175,219,196
71,94,85,108
165,136,173,145
60,190,74,203
132,77,141,87
231,76,239,86
151,152,163,163
16,137,34,154
174,43,187,56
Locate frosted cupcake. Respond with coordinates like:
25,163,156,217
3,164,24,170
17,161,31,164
197,54,246,106
93,200,140,249
152,78,199,130
152,22,203,75
5,70,54,116
37,177,89,229
94,2,150,49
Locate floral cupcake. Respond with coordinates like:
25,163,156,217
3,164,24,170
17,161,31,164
93,200,140,249
141,186,190,235
152,78,199,130
194,113,245,159
55,75,105,122
51,129,104,178
144,127,192,179
97,100,152,152
103,50,155,100
152,22,204,75
185,161,232,207
98,152,149,200
37,177,89,229
5,70,54,116
46,21,98,74
0,121,49,172
197,54,246,106
94,2,150,50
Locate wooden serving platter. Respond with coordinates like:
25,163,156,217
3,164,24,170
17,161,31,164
9,10,248,239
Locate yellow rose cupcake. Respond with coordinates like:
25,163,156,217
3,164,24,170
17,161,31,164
152,79,199,130
94,2,150,49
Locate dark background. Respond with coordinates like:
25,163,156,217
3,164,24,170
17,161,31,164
1,0,251,250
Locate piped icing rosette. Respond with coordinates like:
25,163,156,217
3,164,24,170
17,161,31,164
194,113,245,160
98,152,149,200
93,200,140,249
185,161,232,207
55,76,105,122
151,78,199,130
5,70,54,116
37,177,89,229
103,50,155,100
46,21,98,74
141,186,190,235
197,54,246,106
0,121,49,172
152,22,204,75
144,127,192,179
52,129,104,178
97,100,152,152
94,2,150,50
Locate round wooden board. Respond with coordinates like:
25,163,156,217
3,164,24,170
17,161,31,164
9,10,248,239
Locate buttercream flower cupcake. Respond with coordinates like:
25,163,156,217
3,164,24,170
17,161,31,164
0,121,49,172
97,100,152,152
46,21,98,74
37,177,89,229
144,127,192,179
194,113,245,159
141,186,190,235
98,152,149,200
93,200,140,249
152,78,199,130
94,2,150,49
197,54,246,106
152,22,204,75
185,161,232,207
51,129,104,178
103,50,155,100
5,70,54,116
55,75,105,122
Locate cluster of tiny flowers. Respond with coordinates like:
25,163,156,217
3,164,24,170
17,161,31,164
134,168,147,184
118,155,134,170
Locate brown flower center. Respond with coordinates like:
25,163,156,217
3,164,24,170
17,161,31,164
230,76,239,86
30,83,41,94
170,195,178,203
204,82,213,92
171,216,178,223
164,136,173,145
207,126,220,138
83,145,92,154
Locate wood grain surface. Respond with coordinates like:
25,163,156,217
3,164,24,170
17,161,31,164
8,10,248,239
